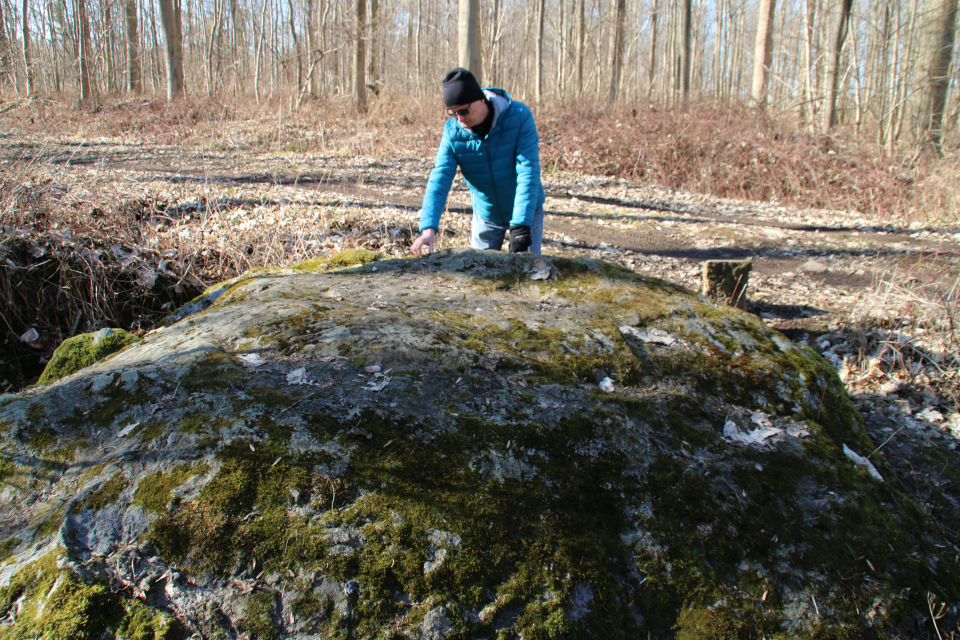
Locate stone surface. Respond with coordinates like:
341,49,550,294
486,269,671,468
0,248,956,639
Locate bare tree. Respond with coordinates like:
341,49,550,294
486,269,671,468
99,0,116,93
922,0,960,153
822,0,854,132
204,0,225,96
353,0,366,111
158,0,183,98
574,0,584,95
680,0,692,104
535,0,544,101
608,0,626,104
305,0,317,97
124,0,140,93
22,0,34,95
366,0,381,95
458,0,480,80
0,2,8,90
76,0,93,101
750,0,776,107
801,0,818,128
287,0,301,101
648,0,658,99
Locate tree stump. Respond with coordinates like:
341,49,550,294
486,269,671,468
701,259,752,310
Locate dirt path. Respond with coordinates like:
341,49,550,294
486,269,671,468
6,135,958,326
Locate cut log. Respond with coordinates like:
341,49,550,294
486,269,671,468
702,259,752,310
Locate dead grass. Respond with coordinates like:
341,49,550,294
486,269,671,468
843,252,960,412
536,100,921,221
9,95,952,227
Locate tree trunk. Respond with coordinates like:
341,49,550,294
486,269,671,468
681,0,692,105
607,0,625,104
713,0,723,99
750,0,776,107
534,0,544,101
205,0,223,95
353,0,366,111
648,0,658,99
556,0,565,96
801,0,817,129
124,0,140,93
287,0,301,103
76,0,93,101
923,0,960,154
489,0,500,86
414,0,421,89
0,1,9,90
21,0,34,95
100,0,115,93
305,0,317,97
458,0,480,80
822,0,854,132
574,0,584,95
158,0,183,98
253,0,267,101
367,0,380,95
230,0,242,92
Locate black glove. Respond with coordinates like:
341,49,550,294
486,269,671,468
508,225,532,253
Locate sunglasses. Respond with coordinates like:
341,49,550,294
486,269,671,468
447,105,471,117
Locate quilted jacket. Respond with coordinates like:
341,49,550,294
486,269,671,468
419,88,546,232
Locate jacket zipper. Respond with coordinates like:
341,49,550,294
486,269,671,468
482,138,506,225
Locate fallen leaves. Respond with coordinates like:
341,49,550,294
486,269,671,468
722,411,810,449
347,426,373,440
619,325,681,347
842,444,884,481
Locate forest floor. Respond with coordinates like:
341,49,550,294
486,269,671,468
3,103,960,557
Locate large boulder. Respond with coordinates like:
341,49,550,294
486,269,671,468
0,248,955,639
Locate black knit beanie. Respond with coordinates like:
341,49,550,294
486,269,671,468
442,68,485,107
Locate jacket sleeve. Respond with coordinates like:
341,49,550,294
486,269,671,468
419,127,459,233
510,108,542,228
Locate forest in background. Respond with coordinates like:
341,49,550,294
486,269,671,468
1,0,960,223
1,0,960,154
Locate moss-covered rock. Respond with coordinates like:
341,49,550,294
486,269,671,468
37,328,141,385
0,249,956,639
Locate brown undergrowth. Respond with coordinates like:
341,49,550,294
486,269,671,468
3,95,956,223
536,101,923,221
844,251,960,413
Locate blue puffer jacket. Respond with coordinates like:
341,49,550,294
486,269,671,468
419,88,546,232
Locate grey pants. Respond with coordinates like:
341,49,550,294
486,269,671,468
470,206,545,254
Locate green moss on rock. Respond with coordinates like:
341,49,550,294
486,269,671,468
238,591,281,640
292,249,381,272
0,552,179,640
147,439,320,574
37,329,142,385
674,606,755,640
71,472,128,514
134,462,210,513
116,599,182,640
0,537,20,560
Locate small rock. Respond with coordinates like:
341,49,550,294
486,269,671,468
801,259,828,273
91,328,116,344
416,607,453,640
880,381,903,396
